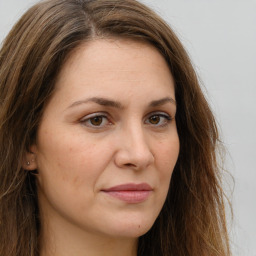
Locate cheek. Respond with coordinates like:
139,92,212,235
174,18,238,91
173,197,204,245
155,136,180,187
156,137,179,167
36,129,113,190
35,132,112,212
148,137,179,219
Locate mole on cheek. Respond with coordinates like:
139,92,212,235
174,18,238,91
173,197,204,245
72,176,81,187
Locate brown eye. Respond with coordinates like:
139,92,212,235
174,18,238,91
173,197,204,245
89,116,103,126
145,113,172,127
80,114,111,129
149,115,160,124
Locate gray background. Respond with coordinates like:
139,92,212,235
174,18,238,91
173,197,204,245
0,0,255,255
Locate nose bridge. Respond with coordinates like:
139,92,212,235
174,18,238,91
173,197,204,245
115,119,154,169
126,121,145,149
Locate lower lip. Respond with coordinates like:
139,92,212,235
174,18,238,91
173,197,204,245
103,191,151,203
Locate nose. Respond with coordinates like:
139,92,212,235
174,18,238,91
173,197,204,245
114,125,154,170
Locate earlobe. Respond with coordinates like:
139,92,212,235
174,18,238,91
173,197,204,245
22,157,37,171
22,145,38,171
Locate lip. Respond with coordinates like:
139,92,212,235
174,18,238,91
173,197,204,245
101,183,153,203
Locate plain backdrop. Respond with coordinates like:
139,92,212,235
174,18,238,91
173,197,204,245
0,0,255,255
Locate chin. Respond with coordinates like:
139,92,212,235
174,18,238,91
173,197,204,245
104,216,155,238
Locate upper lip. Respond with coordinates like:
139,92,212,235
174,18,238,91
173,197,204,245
102,183,153,191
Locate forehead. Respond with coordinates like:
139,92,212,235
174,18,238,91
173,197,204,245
51,38,175,108
57,38,172,83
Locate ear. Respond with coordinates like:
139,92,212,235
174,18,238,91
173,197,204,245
22,145,38,171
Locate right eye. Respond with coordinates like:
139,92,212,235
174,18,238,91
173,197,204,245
80,113,111,128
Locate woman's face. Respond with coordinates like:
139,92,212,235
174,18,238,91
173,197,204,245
31,39,179,239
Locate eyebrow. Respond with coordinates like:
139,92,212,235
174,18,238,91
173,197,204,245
68,97,123,109
67,96,176,109
149,97,176,107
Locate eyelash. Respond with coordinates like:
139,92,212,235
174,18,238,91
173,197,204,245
80,113,112,129
80,112,173,129
145,112,173,127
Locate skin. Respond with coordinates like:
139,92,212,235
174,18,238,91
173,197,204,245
25,39,180,256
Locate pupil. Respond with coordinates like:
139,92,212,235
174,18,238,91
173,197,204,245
150,115,160,124
91,116,102,126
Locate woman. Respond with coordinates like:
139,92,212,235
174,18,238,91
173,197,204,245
0,0,231,255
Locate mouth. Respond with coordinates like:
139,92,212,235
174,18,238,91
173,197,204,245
101,183,153,204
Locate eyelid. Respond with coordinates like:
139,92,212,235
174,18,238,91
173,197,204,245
80,112,108,121
144,111,173,126
80,112,112,128
145,111,173,119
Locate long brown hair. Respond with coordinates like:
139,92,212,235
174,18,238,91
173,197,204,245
0,0,231,255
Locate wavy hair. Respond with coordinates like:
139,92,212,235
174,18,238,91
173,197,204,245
0,0,231,255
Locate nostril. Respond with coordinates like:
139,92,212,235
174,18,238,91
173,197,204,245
124,163,136,168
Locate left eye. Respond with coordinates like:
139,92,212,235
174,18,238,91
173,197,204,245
145,113,172,126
